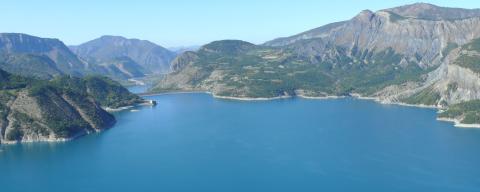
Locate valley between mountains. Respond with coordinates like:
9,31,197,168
2,3,480,144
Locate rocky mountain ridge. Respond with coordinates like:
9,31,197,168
153,3,480,126
266,4,480,70
0,33,89,78
0,33,175,81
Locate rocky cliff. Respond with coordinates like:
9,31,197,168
266,3,480,69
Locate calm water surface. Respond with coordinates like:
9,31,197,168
1,93,480,192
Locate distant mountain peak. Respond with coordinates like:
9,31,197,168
383,2,441,15
93,35,150,46
200,40,255,55
98,35,128,40
353,9,375,22
402,2,438,8
71,35,176,74
383,2,480,20
359,9,374,15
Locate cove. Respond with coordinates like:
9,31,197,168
1,93,480,192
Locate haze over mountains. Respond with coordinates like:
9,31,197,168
0,33,88,79
168,46,201,54
0,33,178,81
70,35,176,74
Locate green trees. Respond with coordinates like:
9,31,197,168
439,100,480,124
0,69,142,141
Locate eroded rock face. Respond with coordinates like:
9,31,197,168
0,90,115,144
263,4,480,105
374,42,480,107
0,70,146,144
266,4,480,69
437,64,480,104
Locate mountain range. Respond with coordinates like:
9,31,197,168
1,2,480,129
70,35,176,75
0,33,88,79
0,33,177,81
152,3,480,126
0,34,173,143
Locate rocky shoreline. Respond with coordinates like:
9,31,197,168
437,117,480,128
3,90,474,146
1,99,158,145
104,99,157,112
0,129,95,145
147,91,480,128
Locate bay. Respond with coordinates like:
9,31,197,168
1,93,480,192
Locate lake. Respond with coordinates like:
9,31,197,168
1,93,480,192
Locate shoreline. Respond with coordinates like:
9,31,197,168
437,117,480,128
1,100,156,145
144,91,480,127
144,91,438,108
213,94,292,101
0,129,92,145
139,91,211,97
296,95,346,100
379,101,439,109
104,100,157,112
3,91,473,145
142,91,294,101
1,137,72,145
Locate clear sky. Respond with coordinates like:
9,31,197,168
1,0,480,47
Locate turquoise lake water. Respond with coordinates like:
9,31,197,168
1,93,480,191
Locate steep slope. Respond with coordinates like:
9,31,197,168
0,33,88,77
265,3,480,70
71,35,176,74
169,45,201,54
371,37,480,108
262,21,347,47
0,69,146,144
90,57,147,80
153,3,480,126
0,53,63,79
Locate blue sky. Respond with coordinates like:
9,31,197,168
1,0,480,47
